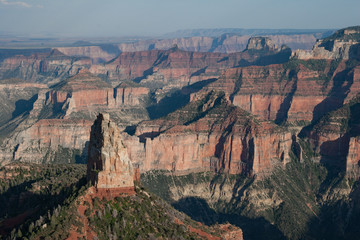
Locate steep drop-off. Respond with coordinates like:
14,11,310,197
90,38,291,88
55,32,326,63
199,58,360,124
130,91,292,176
0,49,90,84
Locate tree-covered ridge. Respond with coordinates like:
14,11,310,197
0,164,87,239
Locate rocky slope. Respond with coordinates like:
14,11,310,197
0,37,290,92
199,57,360,124
0,80,48,131
300,95,360,177
89,38,291,88
293,26,360,60
55,32,326,64
0,27,358,174
142,154,360,240
0,119,92,165
0,49,90,84
0,163,244,240
0,70,150,165
129,91,291,176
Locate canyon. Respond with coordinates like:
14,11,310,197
0,26,360,240
0,27,359,178
55,32,327,63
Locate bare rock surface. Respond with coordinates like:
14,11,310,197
87,113,134,189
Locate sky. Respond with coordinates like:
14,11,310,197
0,0,359,37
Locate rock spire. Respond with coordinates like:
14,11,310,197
87,113,135,189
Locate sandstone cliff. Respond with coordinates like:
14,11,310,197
0,119,92,165
0,70,151,164
199,58,360,124
55,33,321,63
293,26,360,60
131,91,291,176
87,113,134,189
302,95,360,176
90,37,291,89
0,49,91,84
47,69,149,125
0,80,48,128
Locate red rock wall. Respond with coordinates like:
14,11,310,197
0,52,90,82
48,87,149,114
12,119,92,163
132,125,292,176
204,61,360,123
115,87,149,106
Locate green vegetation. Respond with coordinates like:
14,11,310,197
45,146,84,164
0,164,87,240
311,96,360,135
285,58,328,72
142,142,360,240
322,26,360,42
88,186,210,239
0,164,230,240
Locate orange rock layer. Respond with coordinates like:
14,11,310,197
202,60,360,123
129,92,292,176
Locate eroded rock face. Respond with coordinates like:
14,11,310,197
246,37,278,51
0,81,48,127
87,113,134,189
89,38,290,88
55,33,321,63
0,49,90,84
346,137,360,176
293,27,360,60
131,92,291,176
0,119,92,165
201,59,360,124
303,97,360,176
47,69,150,125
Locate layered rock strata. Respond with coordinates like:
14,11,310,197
0,119,92,165
304,97,360,176
87,113,135,190
293,27,360,60
0,49,90,84
0,81,48,127
200,59,360,124
89,38,290,88
47,69,150,124
55,33,322,63
131,91,292,176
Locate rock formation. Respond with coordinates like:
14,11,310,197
0,119,92,165
130,91,291,176
89,37,290,88
293,26,360,60
245,37,279,52
0,49,90,84
0,80,48,127
201,58,360,124
302,95,360,176
87,113,135,190
47,69,150,125
55,32,325,63
0,26,359,181
346,136,360,176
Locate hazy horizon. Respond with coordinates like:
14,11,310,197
0,0,359,38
